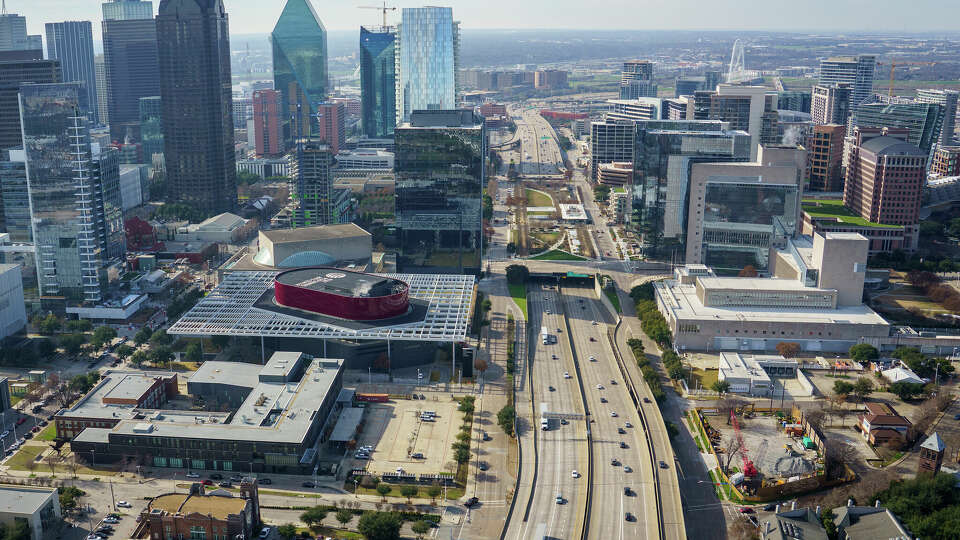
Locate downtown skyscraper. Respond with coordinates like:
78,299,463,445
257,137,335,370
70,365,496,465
272,0,327,145
0,9,41,52
360,26,396,138
818,55,876,110
395,7,459,124
45,21,99,124
101,0,159,142
156,0,236,216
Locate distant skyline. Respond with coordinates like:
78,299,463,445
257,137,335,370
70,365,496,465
8,0,960,43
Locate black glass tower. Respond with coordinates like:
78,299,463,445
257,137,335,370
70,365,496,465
395,110,486,275
156,0,236,216
360,26,396,139
102,0,159,143
272,0,327,145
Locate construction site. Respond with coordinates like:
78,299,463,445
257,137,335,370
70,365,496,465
700,409,822,490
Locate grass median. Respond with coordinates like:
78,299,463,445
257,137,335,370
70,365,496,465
508,283,527,319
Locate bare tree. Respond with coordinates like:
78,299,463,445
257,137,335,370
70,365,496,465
729,516,760,540
824,441,856,479
722,435,745,473
65,456,80,479
719,397,747,425
911,398,939,439
44,454,61,477
26,457,38,476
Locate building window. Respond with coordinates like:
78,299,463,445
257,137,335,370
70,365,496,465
189,527,206,540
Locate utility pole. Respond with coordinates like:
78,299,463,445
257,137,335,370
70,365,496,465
109,479,116,510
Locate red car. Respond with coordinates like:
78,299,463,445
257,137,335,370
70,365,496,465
201,479,213,486
16,418,26,425
738,507,754,514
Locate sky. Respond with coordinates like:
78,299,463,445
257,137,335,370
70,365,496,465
11,0,960,41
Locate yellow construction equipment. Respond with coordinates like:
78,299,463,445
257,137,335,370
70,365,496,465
359,2,397,28
882,61,936,96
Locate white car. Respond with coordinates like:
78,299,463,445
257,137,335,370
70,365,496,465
596,384,604,390
571,470,580,478
185,472,200,478
624,465,633,473
589,355,596,362
592,321,598,325
610,411,618,417
116,501,132,508
563,372,571,379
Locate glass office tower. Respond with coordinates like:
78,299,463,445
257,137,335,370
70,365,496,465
102,0,158,143
0,153,30,242
138,95,162,160
360,26,396,138
19,83,112,303
288,140,335,228
395,7,459,124
632,120,752,257
102,0,154,21
395,110,485,275
45,21,100,125
272,0,327,144
853,101,944,157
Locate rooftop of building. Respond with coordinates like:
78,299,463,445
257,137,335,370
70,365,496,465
656,278,889,326
558,204,587,221
719,352,771,382
860,136,926,156
697,276,833,293
832,505,911,540
802,199,901,229
0,485,56,515
760,507,827,540
403,109,483,129
57,371,180,421
921,432,946,453
149,491,248,519
192,212,247,231
189,361,262,390
275,268,406,298
260,223,370,244
861,402,911,427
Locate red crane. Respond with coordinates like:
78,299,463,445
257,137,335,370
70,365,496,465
731,410,758,477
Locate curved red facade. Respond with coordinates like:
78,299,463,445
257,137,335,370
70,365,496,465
273,268,410,321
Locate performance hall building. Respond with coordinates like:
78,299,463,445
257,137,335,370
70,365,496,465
169,267,476,371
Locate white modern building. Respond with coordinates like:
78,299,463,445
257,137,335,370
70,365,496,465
718,352,773,396
334,149,394,170
175,212,252,244
0,264,26,339
395,6,460,124
0,486,62,540
655,232,890,352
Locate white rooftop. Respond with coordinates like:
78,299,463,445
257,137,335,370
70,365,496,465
656,279,889,326
559,204,588,221
697,276,832,293
0,486,56,515
719,352,771,382
882,365,924,385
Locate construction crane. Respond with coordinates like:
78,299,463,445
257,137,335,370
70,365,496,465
731,410,758,477
880,61,936,97
359,2,397,28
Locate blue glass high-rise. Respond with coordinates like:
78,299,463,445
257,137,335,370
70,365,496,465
272,0,327,144
395,7,459,124
360,26,396,139
45,21,100,125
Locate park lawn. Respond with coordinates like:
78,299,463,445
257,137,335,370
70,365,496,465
35,423,57,441
525,188,554,208
300,527,361,540
529,250,586,261
508,283,528,319
351,483,464,501
690,368,718,391
5,445,44,471
530,231,561,246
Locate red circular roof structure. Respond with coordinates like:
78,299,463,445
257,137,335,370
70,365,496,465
273,267,409,321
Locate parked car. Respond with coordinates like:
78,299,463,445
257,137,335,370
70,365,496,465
658,460,668,469
739,507,754,514
763,504,777,512
478,462,488,471
201,480,213,486
464,497,479,508
258,527,271,539
217,482,232,488
301,481,315,488
116,501,132,508
209,473,223,480
185,472,200,478
624,422,632,428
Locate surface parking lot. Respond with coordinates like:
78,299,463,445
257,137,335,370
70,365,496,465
352,399,461,476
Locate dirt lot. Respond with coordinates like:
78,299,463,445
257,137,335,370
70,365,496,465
351,399,462,476
711,414,819,479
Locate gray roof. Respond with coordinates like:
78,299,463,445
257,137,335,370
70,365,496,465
760,508,827,540
261,223,370,244
0,486,56,515
329,407,364,442
189,361,261,390
832,506,911,540
860,136,925,156
921,432,946,453
57,370,179,422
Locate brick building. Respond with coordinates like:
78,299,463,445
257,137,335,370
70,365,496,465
316,102,345,153
55,371,178,440
140,480,260,540
252,90,282,158
932,146,960,178
858,402,911,446
807,124,846,192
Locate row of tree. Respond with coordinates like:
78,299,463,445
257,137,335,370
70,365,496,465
627,338,665,402
907,270,960,313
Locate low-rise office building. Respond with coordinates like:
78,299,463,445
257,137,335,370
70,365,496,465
68,353,345,474
0,485,62,540
656,232,890,352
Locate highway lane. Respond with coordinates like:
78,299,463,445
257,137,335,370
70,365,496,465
561,284,658,540
512,286,588,540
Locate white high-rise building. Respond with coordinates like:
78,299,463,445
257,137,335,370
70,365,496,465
395,6,459,124
818,55,876,109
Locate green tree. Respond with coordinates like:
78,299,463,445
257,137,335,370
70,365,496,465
90,326,117,350
149,329,172,346
115,344,134,360
0,519,31,540
335,508,353,527
299,507,328,528
505,264,529,285
356,511,402,540
59,334,87,355
919,220,944,238
711,380,730,395
134,327,152,346
427,485,442,504
276,524,297,540
37,313,62,335
849,344,879,363
130,350,149,368
889,382,926,401
833,380,854,397
185,341,203,363
629,283,655,302
65,319,92,332
375,484,392,500
668,364,686,380
401,485,418,503
453,447,470,463
458,399,475,414
411,520,431,539
853,377,874,402
497,405,515,436
237,170,262,185
149,345,173,366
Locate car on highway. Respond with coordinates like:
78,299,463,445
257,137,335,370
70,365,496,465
617,427,626,434
548,386,555,392
610,458,619,466
624,465,633,473
596,384,604,390
464,497,479,508
625,513,634,522
301,481,315,488
625,422,632,428
552,354,558,360
610,411,617,417
571,470,579,478
589,337,596,342
659,460,668,469
610,379,618,385
592,321,598,325
588,355,596,361
643,397,651,403
620,442,628,449
555,493,564,504
478,462,488,471
560,418,568,425
623,486,632,495
600,397,607,403
563,372,570,379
